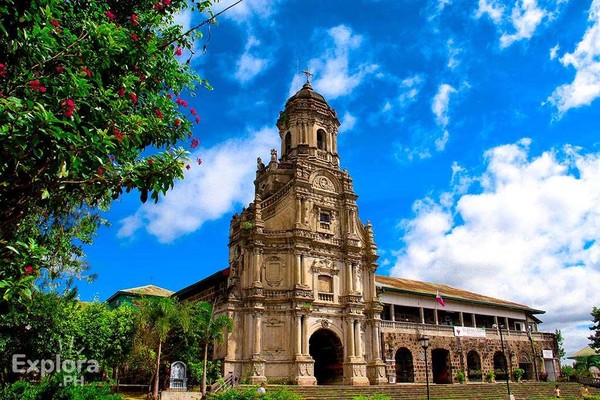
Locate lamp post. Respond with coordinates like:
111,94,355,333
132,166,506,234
419,336,431,400
527,327,539,381
493,324,513,400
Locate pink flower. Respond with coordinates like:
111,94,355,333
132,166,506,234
190,138,199,149
174,118,181,127
190,108,197,116
0,63,7,77
174,46,182,56
154,109,163,119
176,97,188,107
154,2,163,10
197,158,203,165
24,265,34,276
55,65,65,73
81,67,92,78
113,128,124,141
148,158,154,165
129,92,138,104
61,98,75,118
130,33,139,41
29,80,47,93
117,87,125,97
167,93,172,100
105,10,116,20
163,0,171,5
195,116,201,124
186,164,191,170
130,14,139,26
50,19,59,28
97,168,104,175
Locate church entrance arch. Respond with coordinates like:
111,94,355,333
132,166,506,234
432,348,452,384
395,347,414,382
309,329,343,385
493,351,508,381
467,350,482,381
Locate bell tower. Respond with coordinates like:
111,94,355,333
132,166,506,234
224,76,386,386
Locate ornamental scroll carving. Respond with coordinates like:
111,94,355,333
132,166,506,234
310,172,339,194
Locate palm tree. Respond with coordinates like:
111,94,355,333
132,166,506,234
193,301,233,396
137,297,183,399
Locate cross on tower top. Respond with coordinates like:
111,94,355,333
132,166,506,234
302,69,313,83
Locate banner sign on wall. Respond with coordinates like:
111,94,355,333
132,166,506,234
453,326,487,338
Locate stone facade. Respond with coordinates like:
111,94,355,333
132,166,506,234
174,81,557,386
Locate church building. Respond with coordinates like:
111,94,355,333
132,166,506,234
174,79,558,386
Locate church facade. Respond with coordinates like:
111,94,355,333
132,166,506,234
174,81,558,386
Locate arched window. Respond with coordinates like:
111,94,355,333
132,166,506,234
284,132,291,154
317,129,326,150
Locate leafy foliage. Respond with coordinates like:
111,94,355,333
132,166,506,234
0,0,215,303
590,306,600,350
207,387,302,400
0,376,122,400
555,329,566,360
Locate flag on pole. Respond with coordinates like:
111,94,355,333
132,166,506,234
435,291,446,307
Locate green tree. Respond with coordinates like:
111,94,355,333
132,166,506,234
555,329,566,360
590,306,600,350
0,0,216,303
0,291,78,383
136,297,184,399
192,301,233,396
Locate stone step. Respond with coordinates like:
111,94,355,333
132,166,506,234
253,382,597,400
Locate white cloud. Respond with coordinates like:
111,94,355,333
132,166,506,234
447,39,462,69
474,0,505,24
391,139,600,357
432,83,457,127
300,25,378,99
547,0,600,115
500,0,548,48
339,112,357,133
235,36,269,83
117,128,279,243
399,75,425,107
549,44,560,60
215,0,280,23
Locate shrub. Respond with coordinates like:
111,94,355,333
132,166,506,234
0,378,122,400
208,387,301,400
513,368,524,381
485,370,495,382
456,370,466,383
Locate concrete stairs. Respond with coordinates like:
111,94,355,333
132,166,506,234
273,382,596,400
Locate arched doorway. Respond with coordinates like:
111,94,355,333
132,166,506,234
493,351,508,381
432,348,452,384
309,329,343,384
518,351,532,380
467,350,482,381
395,348,414,382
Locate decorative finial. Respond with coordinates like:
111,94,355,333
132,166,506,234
302,69,313,83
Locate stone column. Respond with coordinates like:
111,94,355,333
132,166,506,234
296,315,302,356
471,313,476,327
459,312,464,327
347,262,354,292
391,304,396,322
295,254,302,286
434,309,439,325
254,313,262,355
296,198,302,225
420,307,425,324
347,319,355,357
301,315,309,355
354,320,362,358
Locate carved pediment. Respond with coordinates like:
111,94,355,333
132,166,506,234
311,258,340,276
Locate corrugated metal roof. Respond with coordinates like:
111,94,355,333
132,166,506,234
375,275,543,314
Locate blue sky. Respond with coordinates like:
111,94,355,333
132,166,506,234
79,0,600,359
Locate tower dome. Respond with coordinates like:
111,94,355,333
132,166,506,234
276,81,341,166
